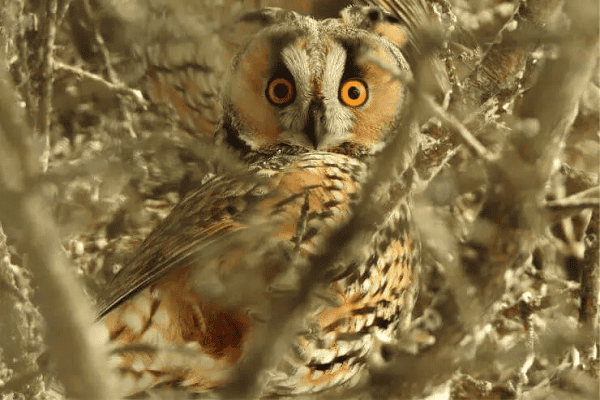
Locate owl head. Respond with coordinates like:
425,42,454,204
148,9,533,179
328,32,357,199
216,6,416,159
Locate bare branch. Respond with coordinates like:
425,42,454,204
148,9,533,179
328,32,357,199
422,94,496,162
54,60,148,106
544,186,600,219
80,0,137,138
38,0,58,172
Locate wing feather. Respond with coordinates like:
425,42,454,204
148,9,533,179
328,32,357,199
96,176,269,317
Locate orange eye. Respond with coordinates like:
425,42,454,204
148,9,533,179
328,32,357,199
266,77,295,106
339,79,368,107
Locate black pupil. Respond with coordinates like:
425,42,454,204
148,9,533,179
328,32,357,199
348,86,361,100
274,83,289,99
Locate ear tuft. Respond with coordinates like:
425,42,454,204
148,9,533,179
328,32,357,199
341,6,409,48
373,19,409,48
367,8,382,22
222,8,299,66
342,2,450,97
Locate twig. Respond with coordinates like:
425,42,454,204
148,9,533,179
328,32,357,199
578,213,598,326
54,60,147,106
79,0,116,83
15,1,35,129
518,353,536,386
544,187,600,219
80,0,137,138
549,186,600,203
422,94,495,162
38,0,58,173
57,0,73,26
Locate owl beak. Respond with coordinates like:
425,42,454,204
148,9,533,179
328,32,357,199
305,100,324,149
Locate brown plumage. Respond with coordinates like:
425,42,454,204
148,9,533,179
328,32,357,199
97,3,425,397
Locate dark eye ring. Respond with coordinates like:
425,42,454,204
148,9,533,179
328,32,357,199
266,77,295,106
339,79,368,107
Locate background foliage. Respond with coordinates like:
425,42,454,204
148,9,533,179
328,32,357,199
0,0,597,399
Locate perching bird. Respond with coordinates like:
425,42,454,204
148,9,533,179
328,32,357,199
96,1,429,397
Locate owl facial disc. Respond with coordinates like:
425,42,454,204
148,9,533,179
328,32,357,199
221,11,412,158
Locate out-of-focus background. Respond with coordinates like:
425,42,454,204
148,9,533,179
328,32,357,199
0,1,597,399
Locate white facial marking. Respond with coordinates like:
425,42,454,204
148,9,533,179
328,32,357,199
320,43,354,148
278,43,312,146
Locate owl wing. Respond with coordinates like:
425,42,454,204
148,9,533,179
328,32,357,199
96,175,269,318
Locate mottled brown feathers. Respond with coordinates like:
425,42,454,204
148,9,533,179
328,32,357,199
98,4,422,397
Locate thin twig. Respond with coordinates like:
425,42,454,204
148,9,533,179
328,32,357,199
579,211,598,326
545,189,600,216
422,94,495,162
79,0,116,83
80,0,137,138
57,0,73,27
15,1,35,130
39,0,58,173
54,60,147,106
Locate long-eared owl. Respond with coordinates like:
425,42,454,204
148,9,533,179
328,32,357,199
97,2,422,398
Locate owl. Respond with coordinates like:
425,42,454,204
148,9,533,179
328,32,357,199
97,2,423,398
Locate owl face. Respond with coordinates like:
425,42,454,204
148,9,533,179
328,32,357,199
220,9,412,158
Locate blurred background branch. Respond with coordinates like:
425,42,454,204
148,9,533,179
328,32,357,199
0,0,597,399
0,1,111,397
